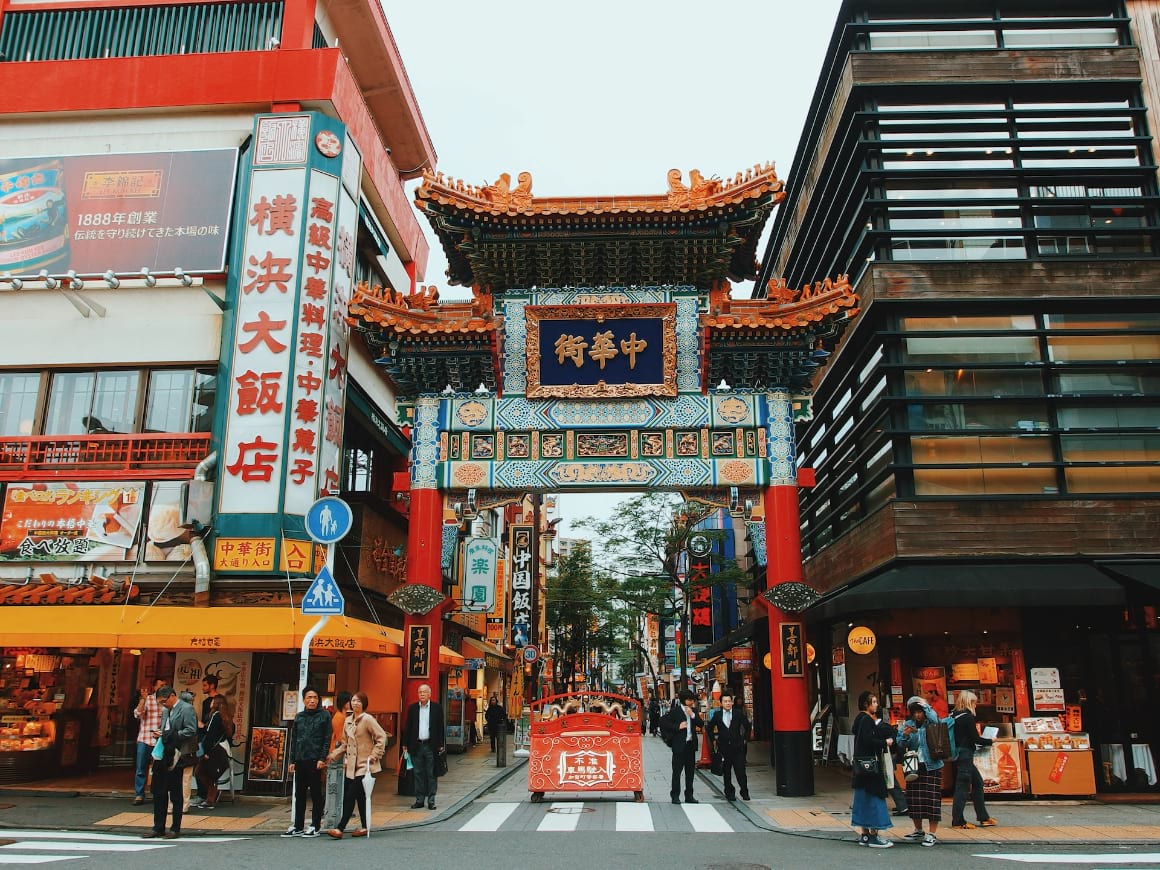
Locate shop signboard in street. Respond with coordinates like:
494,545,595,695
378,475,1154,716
0,481,145,561
248,725,287,781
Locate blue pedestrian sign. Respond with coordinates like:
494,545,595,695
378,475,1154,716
305,496,352,545
302,566,344,615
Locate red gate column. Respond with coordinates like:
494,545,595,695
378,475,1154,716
402,396,445,709
759,389,814,797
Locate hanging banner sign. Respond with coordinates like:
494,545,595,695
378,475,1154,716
463,537,499,610
509,524,533,647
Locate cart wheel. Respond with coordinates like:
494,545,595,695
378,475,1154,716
634,791,644,803
530,791,544,803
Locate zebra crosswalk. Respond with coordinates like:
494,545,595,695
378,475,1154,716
444,800,756,834
0,830,246,865
976,855,1160,865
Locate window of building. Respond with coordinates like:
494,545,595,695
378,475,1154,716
891,236,1026,261
904,334,1041,363
1063,434,1160,492
1053,369,1160,395
44,371,140,435
886,180,1019,201
144,369,216,433
1057,404,1160,430
904,367,1044,397
0,372,40,437
1046,332,1160,361
906,400,1050,431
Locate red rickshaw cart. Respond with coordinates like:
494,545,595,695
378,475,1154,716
527,691,645,802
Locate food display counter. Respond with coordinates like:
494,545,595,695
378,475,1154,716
1018,718,1096,796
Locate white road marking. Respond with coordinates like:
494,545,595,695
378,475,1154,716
536,802,584,832
0,832,243,843
975,855,1160,864
615,802,653,831
458,802,521,831
0,842,169,852
681,802,733,832
0,857,85,864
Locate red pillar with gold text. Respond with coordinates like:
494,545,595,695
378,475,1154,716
758,389,814,796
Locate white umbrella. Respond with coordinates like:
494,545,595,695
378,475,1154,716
362,766,376,839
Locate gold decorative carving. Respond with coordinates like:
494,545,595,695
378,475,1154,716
549,462,656,484
370,538,407,582
720,460,754,483
576,433,629,458
525,303,678,399
480,171,533,211
453,463,486,486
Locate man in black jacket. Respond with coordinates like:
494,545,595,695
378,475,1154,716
282,685,332,838
660,689,703,804
402,683,445,810
707,689,751,801
485,694,506,751
144,686,197,840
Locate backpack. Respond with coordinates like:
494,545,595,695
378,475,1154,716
926,718,951,760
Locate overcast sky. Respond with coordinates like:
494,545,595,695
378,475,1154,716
379,0,845,533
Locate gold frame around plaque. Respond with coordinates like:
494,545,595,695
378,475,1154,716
525,303,678,399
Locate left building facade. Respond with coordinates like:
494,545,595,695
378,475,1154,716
0,0,436,788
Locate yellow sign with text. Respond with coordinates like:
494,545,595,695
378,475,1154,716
214,538,276,572
847,626,877,655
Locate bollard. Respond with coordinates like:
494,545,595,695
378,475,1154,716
496,727,507,768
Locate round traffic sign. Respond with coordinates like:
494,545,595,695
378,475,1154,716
305,496,353,544
521,645,539,664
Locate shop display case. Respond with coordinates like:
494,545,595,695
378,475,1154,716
0,713,57,784
1017,717,1096,796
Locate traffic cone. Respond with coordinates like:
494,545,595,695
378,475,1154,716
697,724,713,769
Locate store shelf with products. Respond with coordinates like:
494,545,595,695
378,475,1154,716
1016,717,1096,796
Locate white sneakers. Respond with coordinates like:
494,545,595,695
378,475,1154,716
282,825,320,838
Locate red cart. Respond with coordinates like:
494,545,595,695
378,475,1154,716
527,691,645,802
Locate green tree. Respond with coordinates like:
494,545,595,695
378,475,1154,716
576,492,751,686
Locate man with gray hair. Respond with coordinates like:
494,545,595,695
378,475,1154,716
402,684,444,810
144,686,197,839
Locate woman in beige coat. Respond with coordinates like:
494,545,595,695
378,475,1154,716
325,691,387,838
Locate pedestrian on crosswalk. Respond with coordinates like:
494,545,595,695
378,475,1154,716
661,689,703,805
143,685,197,841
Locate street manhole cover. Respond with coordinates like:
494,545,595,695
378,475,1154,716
545,806,594,814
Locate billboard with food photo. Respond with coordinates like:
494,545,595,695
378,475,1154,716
0,149,237,276
0,481,146,561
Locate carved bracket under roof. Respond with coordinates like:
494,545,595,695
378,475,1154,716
703,274,859,330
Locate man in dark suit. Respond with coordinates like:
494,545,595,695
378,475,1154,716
660,688,703,804
144,686,197,840
707,688,751,801
402,683,445,810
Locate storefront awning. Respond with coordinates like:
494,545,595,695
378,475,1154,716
463,636,512,660
0,605,403,656
808,563,1125,622
1096,561,1160,595
440,645,465,666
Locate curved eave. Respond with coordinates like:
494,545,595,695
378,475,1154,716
702,293,860,332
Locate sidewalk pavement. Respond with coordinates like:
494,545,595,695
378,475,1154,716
0,740,525,836
3,734,1159,844
691,738,1160,845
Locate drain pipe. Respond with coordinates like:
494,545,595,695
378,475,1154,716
192,451,216,607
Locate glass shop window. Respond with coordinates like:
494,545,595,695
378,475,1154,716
145,369,216,433
0,372,40,436
43,370,140,435
904,368,1043,397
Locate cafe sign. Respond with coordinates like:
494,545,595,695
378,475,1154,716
847,625,877,655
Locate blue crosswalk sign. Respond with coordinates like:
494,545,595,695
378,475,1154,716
302,566,344,615
305,496,352,544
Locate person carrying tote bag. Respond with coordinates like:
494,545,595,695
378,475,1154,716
850,691,895,849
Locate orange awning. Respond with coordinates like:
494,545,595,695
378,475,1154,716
0,605,402,656
439,645,465,667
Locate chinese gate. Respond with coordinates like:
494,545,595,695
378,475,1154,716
350,164,859,796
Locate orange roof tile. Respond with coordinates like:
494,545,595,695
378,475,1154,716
702,276,860,331
348,282,498,336
415,164,784,217
0,581,134,606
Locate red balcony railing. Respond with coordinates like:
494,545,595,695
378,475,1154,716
0,433,212,481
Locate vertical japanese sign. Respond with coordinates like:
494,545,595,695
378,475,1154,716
463,537,498,610
282,169,339,516
314,137,359,499
688,558,713,646
220,117,310,514
509,524,533,648
780,622,804,677
407,624,431,679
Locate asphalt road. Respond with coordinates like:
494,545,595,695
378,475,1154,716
3,827,1160,869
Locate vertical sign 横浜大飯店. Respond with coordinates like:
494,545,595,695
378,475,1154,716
509,524,533,647
219,115,312,515
281,168,339,516
314,134,360,498
463,537,498,610
407,624,431,679
780,622,804,677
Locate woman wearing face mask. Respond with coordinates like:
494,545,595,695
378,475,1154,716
326,692,387,839
851,691,895,848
